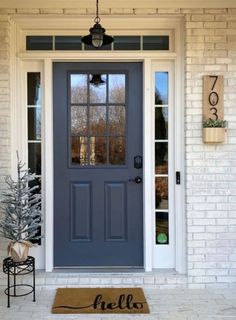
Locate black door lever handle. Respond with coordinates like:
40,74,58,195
129,176,142,184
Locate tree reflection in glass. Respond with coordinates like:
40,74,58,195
90,74,106,103
155,177,168,210
71,106,87,136
155,108,168,140
70,73,126,166
109,106,125,136
109,137,125,165
71,74,87,104
155,143,168,174
109,74,125,104
155,72,168,105
89,106,106,136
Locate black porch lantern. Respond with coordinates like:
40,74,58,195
82,0,113,48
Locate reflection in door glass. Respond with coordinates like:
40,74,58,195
71,74,87,104
89,106,106,135
90,137,107,165
89,74,106,103
109,137,125,165
109,74,125,104
155,72,168,105
70,72,126,166
71,106,87,135
71,136,88,165
109,106,125,135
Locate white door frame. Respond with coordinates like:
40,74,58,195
10,15,185,273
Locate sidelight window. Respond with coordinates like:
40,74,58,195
155,72,169,245
27,72,42,244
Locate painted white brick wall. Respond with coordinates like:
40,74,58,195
0,14,11,262
0,7,235,287
185,8,236,288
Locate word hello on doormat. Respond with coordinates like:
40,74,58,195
52,287,149,314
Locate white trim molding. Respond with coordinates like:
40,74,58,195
11,15,185,273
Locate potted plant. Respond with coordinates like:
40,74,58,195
203,118,227,143
0,153,42,262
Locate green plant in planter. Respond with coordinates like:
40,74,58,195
0,152,42,261
203,118,227,128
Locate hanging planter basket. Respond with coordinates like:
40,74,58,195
203,127,226,143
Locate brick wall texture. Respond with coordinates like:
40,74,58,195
0,7,236,287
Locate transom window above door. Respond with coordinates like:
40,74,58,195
70,73,126,166
26,35,170,51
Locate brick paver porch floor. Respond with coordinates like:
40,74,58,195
0,287,236,320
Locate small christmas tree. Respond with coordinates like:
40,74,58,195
0,152,42,261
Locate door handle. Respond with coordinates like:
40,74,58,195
129,176,142,184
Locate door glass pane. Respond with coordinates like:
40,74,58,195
28,108,41,140
155,72,168,105
71,74,87,104
109,106,125,135
89,106,106,136
109,137,125,165
155,177,168,210
70,72,126,166
90,137,107,165
89,74,106,103
109,74,125,104
71,106,87,136
155,107,168,139
155,142,168,174
156,212,169,244
71,136,88,165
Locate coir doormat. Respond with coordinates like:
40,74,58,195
52,288,149,314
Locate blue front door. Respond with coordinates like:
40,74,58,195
53,62,143,267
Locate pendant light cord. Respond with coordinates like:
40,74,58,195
94,0,100,24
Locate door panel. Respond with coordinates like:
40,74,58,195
105,182,127,241
53,62,143,267
71,183,92,241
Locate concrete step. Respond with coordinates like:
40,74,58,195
0,269,188,289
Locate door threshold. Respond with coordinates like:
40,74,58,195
53,267,145,273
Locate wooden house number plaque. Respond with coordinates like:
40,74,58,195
203,75,224,121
